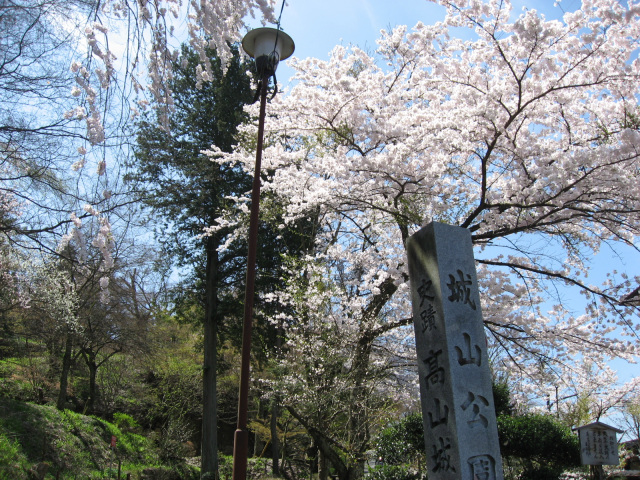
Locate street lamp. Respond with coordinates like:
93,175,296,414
232,27,294,480
242,27,295,79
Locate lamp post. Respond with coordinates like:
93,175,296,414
232,27,294,480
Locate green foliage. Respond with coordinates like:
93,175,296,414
0,358,37,402
0,397,176,479
371,413,427,480
0,433,30,479
128,42,255,277
561,393,595,430
498,413,581,479
218,454,270,479
375,413,424,465
97,355,146,414
366,464,426,480
493,380,514,417
92,415,154,462
112,412,141,432
371,384,580,480
146,359,202,427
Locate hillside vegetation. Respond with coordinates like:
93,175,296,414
0,397,199,480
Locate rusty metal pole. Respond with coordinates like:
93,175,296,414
232,76,269,480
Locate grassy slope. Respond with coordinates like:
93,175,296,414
0,397,198,480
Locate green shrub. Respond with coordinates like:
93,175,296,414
112,412,141,433
493,380,514,417
375,413,424,465
498,413,581,479
366,464,426,480
218,454,270,479
91,415,156,463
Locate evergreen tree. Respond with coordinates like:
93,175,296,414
130,41,320,477
128,43,255,478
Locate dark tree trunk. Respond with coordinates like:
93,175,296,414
56,331,73,410
271,397,280,476
346,338,372,480
201,235,219,478
318,446,328,480
254,400,265,457
85,354,97,414
271,322,282,476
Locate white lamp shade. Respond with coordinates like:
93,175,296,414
242,27,295,62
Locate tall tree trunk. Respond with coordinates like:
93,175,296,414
271,397,280,476
271,321,282,476
318,447,328,480
345,337,372,480
56,330,73,410
347,462,366,480
254,400,265,457
83,352,97,414
201,235,219,478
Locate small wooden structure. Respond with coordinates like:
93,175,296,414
575,421,624,480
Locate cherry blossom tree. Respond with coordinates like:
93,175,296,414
211,0,640,477
534,359,640,427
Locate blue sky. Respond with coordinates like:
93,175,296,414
268,0,445,82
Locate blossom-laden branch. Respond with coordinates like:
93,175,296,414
68,0,275,146
215,0,640,418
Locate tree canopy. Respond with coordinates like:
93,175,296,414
221,0,640,397
210,0,640,477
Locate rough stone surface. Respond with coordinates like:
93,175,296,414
407,221,503,480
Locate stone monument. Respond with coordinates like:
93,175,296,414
407,222,504,480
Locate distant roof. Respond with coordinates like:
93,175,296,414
574,421,624,434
